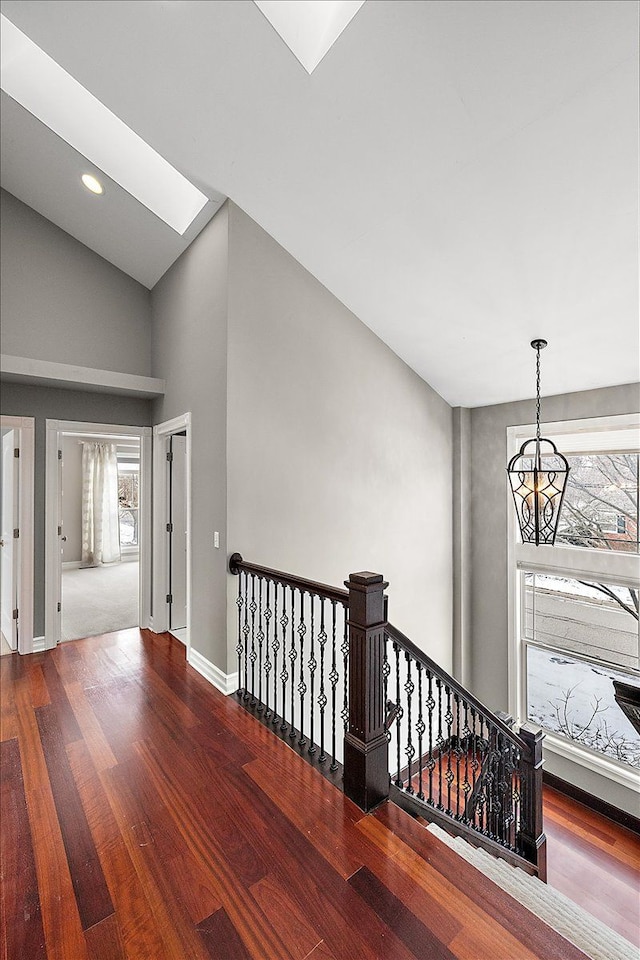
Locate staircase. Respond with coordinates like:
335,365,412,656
427,822,637,960
229,553,547,880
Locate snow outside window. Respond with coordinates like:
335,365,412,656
507,415,640,789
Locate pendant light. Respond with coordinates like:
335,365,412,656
507,339,570,545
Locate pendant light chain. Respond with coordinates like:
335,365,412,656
535,343,542,442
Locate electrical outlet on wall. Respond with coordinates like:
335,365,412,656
214,531,220,549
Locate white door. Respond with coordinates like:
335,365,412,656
1,431,19,651
169,434,187,635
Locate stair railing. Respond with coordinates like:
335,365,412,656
229,554,546,880
228,553,351,777
385,622,546,880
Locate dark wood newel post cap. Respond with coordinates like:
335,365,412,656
345,573,389,626
345,572,386,588
519,721,544,739
229,552,243,575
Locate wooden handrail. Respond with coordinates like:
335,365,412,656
229,553,349,605
385,622,529,755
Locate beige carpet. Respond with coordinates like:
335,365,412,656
62,561,139,641
1,631,15,656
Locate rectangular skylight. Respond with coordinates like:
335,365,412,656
0,15,208,235
254,0,366,74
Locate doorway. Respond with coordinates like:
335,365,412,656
45,420,152,648
168,432,188,642
153,414,191,650
0,416,34,655
1,428,18,654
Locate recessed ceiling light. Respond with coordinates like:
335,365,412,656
81,173,104,196
0,15,208,234
254,0,366,74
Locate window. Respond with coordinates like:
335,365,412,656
117,461,139,549
508,415,640,788
555,453,638,553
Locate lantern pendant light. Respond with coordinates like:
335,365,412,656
507,339,570,545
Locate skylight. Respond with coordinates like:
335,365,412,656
254,0,366,74
0,15,208,235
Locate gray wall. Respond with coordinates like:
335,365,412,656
469,381,639,813
226,203,453,670
0,381,152,635
1,189,152,375
151,204,229,668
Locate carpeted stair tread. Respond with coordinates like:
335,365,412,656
427,822,636,960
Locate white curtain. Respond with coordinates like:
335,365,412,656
81,442,121,566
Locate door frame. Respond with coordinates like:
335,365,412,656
152,413,192,654
0,416,34,654
45,420,152,649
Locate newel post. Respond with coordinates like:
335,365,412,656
343,572,389,812
519,722,547,882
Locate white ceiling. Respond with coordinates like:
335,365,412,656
0,0,637,407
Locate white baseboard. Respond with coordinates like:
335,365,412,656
187,647,238,696
62,561,83,570
32,636,46,652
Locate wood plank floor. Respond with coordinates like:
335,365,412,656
0,629,637,960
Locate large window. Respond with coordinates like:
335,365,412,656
508,415,640,788
117,461,139,549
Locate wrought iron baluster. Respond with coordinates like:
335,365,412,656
235,571,244,695
498,735,507,844
289,587,297,739
329,601,339,770
487,726,497,838
416,663,424,801
478,715,486,832
514,752,522,852
394,642,403,787
272,582,279,724
318,599,327,763
469,707,478,824
404,654,415,795
462,700,471,820
263,580,272,718
341,610,349,732
505,741,515,848
242,572,250,700
279,586,289,732
256,578,264,713
249,574,257,706
308,598,317,755
426,669,435,804
454,693,461,817
487,721,500,839
436,678,443,809
383,638,390,740
445,685,454,815
297,591,307,747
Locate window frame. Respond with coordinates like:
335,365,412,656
507,413,640,790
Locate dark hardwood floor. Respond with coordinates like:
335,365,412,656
1,628,637,959
544,784,640,947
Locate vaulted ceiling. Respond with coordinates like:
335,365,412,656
1,1,637,406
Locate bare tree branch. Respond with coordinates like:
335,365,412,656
576,581,639,621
